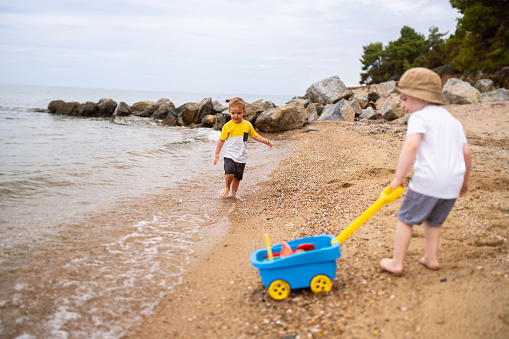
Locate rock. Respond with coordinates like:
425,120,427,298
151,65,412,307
152,103,177,120
213,101,227,113
474,79,494,93
318,99,356,122
306,76,352,105
441,78,480,105
359,107,377,120
349,99,362,116
492,67,509,89
379,93,406,121
368,81,396,101
244,103,265,125
351,90,369,109
48,100,79,115
156,98,175,109
288,98,308,107
374,93,392,111
479,88,509,103
76,101,98,116
116,102,132,116
48,99,117,117
179,98,214,126
255,104,307,133
201,114,226,127
131,101,154,113
306,103,319,122
97,99,117,117
162,117,178,126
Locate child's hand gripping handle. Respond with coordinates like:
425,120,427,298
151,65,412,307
332,186,403,245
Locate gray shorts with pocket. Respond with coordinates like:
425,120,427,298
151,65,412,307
398,188,456,227
224,157,246,180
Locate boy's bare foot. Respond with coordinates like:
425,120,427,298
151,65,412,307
380,258,404,275
221,188,229,198
231,191,241,199
419,257,440,270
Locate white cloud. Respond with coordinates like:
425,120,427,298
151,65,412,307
0,0,461,95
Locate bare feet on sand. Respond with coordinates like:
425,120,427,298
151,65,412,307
380,258,404,275
419,256,440,270
221,188,229,198
231,191,241,199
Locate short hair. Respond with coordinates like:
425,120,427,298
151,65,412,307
229,97,245,110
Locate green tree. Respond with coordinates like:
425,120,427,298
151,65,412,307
447,0,509,72
360,42,385,84
360,26,429,84
425,26,448,69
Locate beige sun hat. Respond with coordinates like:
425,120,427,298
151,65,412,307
395,67,443,104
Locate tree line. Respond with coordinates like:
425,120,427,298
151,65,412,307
360,0,509,85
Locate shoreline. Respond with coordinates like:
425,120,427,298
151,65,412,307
127,102,509,338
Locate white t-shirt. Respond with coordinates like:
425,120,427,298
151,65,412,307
407,105,467,199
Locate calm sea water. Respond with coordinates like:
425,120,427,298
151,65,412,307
0,85,293,338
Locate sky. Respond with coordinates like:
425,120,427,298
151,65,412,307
0,0,461,96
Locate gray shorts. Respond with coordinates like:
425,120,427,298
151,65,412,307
224,157,246,180
398,188,456,227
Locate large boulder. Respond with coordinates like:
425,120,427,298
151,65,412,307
48,100,79,115
255,104,307,133
479,89,509,102
474,79,494,93
351,90,369,109
306,103,319,122
318,99,356,122
368,81,396,101
131,101,154,113
359,107,377,120
244,103,265,124
97,98,117,117
306,76,352,105
201,114,227,128
441,78,480,105
179,98,214,126
379,93,406,121
116,102,132,116
152,103,177,120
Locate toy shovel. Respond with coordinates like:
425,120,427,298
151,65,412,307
332,185,403,244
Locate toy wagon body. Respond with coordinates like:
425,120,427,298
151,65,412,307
250,234,341,300
250,186,403,300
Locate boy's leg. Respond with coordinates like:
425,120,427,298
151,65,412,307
420,221,441,270
231,177,241,199
222,174,235,198
380,220,413,275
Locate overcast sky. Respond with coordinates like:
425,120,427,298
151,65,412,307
0,0,460,96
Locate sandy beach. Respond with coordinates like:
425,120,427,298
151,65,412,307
127,102,508,338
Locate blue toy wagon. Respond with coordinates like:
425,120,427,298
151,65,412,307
250,186,403,300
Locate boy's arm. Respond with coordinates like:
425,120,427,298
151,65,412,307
214,139,225,165
253,135,274,148
459,143,472,196
391,133,422,190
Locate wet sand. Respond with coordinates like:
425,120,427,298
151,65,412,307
127,102,509,338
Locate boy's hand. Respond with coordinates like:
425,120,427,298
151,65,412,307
391,178,404,190
214,153,219,165
265,140,274,148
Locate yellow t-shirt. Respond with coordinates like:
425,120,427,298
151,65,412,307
219,120,258,163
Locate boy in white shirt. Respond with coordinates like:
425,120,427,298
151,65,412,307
213,97,274,199
380,68,472,275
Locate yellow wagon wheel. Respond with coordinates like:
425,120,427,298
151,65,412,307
268,280,291,300
310,275,332,294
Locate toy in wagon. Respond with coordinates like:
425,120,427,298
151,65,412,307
250,185,403,300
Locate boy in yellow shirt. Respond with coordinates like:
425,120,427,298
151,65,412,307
214,97,274,198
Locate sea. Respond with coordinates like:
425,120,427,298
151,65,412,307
0,85,294,338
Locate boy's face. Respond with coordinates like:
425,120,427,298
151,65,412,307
399,94,428,113
229,105,246,123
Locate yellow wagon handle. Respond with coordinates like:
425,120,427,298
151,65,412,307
332,186,403,245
